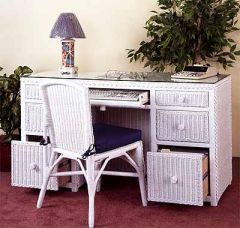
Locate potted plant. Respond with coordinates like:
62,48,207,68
0,66,33,171
127,0,240,72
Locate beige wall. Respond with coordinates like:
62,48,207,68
0,0,239,156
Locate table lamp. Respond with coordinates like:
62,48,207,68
50,13,86,74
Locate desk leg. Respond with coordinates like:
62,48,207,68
210,200,218,206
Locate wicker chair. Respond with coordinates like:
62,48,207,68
36,81,147,228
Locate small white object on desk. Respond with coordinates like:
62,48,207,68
171,65,218,80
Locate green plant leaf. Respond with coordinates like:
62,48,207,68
230,44,237,52
14,66,23,76
144,61,151,67
0,65,32,140
127,53,134,58
231,27,239,31
234,50,240,55
229,53,236,60
22,66,33,75
126,0,240,72
228,38,235,43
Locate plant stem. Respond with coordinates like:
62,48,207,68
193,0,203,65
173,0,177,13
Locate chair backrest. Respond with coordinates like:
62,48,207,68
40,81,94,155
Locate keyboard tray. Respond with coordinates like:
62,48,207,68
90,89,149,108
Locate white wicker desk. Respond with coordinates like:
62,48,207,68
11,71,232,207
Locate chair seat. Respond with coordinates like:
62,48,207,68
93,123,142,154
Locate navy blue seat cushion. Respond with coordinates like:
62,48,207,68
93,123,142,154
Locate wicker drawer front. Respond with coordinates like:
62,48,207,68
155,91,209,107
25,102,44,133
147,152,208,206
25,84,41,100
11,141,58,190
156,110,209,143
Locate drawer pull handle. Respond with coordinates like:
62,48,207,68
178,96,185,103
30,163,38,171
170,176,178,184
177,124,185,131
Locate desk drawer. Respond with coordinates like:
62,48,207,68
25,84,41,100
25,102,44,133
155,91,209,107
11,141,58,190
147,152,209,206
156,110,209,143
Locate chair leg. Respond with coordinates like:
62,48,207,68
37,167,51,208
86,158,97,228
88,183,96,228
37,153,62,208
138,171,148,206
95,161,102,192
136,143,148,206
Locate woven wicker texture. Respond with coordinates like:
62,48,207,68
155,90,209,107
156,110,209,143
19,75,232,208
147,152,204,206
37,81,147,228
213,79,232,202
42,82,94,155
25,84,41,100
25,103,44,133
11,141,58,190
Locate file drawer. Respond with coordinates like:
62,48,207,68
11,141,58,190
155,91,209,107
147,152,209,206
156,110,209,143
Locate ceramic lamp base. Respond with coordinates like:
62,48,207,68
59,66,78,75
60,39,78,75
